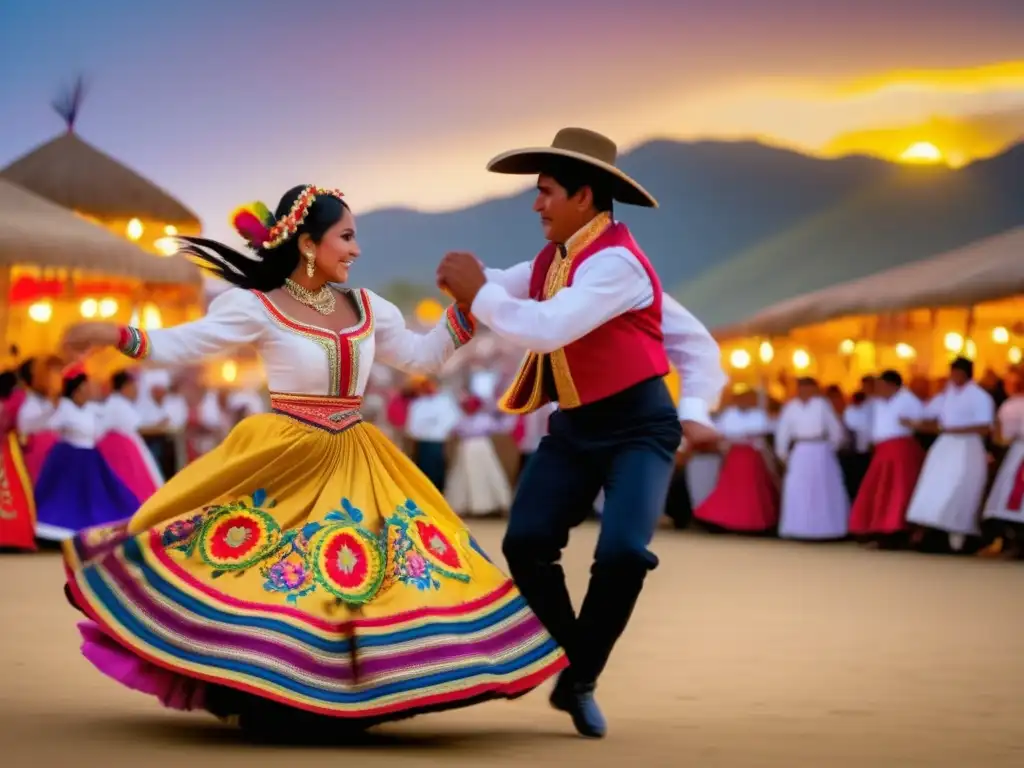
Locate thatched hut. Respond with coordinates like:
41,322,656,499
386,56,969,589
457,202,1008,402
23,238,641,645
0,179,201,363
0,78,202,256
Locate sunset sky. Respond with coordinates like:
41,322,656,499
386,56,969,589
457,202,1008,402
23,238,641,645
2,0,1023,242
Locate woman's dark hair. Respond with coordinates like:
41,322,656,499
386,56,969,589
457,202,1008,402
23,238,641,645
0,370,17,399
63,373,87,400
111,370,133,392
542,157,614,214
176,185,350,292
17,358,35,387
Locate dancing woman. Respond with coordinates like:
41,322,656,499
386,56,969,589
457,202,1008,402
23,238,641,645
59,184,566,734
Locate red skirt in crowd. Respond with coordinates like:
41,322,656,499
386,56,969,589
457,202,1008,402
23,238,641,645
0,431,36,550
848,436,925,535
694,444,780,533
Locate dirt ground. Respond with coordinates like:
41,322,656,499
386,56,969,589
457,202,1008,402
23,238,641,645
3,521,1023,767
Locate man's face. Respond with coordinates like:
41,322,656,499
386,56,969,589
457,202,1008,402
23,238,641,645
533,174,590,243
950,368,969,387
797,382,818,401
877,380,898,399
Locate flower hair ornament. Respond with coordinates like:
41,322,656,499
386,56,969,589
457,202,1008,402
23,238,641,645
230,186,345,252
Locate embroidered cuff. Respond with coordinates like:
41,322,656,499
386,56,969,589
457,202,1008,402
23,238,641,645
117,326,151,359
445,304,475,348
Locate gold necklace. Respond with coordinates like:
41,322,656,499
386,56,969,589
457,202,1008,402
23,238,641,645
284,279,336,315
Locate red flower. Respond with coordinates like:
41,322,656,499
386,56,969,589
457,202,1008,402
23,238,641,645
414,521,460,569
322,532,369,589
208,516,262,561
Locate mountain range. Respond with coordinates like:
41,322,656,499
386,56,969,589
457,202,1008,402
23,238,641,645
354,138,1024,329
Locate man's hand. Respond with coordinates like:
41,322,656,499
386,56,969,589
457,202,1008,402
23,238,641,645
682,419,720,450
437,251,487,308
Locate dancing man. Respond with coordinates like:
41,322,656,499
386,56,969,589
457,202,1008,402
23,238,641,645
437,128,726,738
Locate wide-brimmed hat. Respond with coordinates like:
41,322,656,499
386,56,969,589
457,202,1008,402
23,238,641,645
486,127,657,208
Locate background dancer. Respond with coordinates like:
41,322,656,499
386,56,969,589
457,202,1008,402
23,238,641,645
774,377,850,541
848,370,926,548
33,368,139,542
905,357,995,554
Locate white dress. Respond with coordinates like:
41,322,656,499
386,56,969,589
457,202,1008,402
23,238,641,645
445,411,513,517
982,395,1024,525
905,381,995,536
775,396,850,540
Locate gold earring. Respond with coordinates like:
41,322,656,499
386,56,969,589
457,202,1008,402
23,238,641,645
305,250,315,278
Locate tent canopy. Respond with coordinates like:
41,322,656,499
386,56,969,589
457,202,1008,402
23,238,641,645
0,179,200,284
714,226,1024,339
1,133,200,227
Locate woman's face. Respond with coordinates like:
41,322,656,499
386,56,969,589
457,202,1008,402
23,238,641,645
309,207,360,284
71,381,90,406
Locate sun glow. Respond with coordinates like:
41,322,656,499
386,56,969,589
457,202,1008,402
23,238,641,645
899,141,944,164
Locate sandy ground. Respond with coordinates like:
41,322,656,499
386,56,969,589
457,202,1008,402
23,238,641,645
3,521,1023,767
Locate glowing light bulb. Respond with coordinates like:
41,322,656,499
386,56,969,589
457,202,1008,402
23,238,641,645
126,218,144,240
154,237,178,256
80,298,99,318
163,224,178,236
28,300,53,323
792,349,811,370
992,326,1010,344
894,343,916,360
964,339,977,360
729,349,751,369
838,338,855,355
758,340,774,363
943,332,964,352
98,298,119,318
1009,347,1022,365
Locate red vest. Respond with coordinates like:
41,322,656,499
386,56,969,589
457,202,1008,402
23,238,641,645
498,216,669,413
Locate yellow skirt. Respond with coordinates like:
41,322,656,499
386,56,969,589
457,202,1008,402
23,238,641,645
63,394,566,722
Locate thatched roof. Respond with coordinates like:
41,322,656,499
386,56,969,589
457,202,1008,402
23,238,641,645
714,226,1024,339
0,179,200,284
0,132,200,227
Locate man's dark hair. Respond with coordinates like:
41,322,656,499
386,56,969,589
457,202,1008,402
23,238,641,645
542,157,614,213
951,356,974,379
879,369,902,388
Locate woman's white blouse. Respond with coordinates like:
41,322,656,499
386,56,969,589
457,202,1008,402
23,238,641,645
127,288,473,397
99,393,143,435
48,399,100,449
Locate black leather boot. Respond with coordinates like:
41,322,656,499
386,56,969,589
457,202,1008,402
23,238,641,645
549,673,607,738
551,559,649,738
503,554,579,662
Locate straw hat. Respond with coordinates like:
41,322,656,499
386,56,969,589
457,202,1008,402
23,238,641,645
486,127,657,208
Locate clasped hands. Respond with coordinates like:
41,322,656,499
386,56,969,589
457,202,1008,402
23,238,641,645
436,251,486,311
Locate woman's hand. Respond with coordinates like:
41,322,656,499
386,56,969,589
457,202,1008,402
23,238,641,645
61,322,121,359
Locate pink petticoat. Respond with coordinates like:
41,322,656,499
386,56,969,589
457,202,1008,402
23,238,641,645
77,621,206,711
